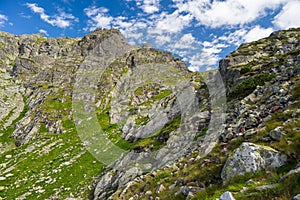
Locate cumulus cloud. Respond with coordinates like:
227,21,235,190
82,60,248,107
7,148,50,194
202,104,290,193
173,34,199,49
127,0,160,14
155,35,171,45
140,0,160,14
188,51,220,71
0,14,8,26
185,24,276,71
26,3,77,28
84,6,150,44
84,6,114,30
243,26,274,42
273,1,300,29
148,10,193,34
174,0,288,28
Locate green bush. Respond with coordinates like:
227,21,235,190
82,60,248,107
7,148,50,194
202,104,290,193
240,65,251,75
229,73,275,99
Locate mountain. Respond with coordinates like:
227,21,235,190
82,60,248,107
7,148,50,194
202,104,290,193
0,27,299,200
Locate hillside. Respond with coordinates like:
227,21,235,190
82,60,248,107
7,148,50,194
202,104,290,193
0,28,299,200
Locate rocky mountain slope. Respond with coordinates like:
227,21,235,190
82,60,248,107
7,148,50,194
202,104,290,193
0,28,299,200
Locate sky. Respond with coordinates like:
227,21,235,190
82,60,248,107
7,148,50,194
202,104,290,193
0,0,300,71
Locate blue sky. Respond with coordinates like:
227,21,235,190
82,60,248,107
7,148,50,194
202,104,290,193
0,0,300,71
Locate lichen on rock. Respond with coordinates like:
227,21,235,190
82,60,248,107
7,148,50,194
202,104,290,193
221,142,287,182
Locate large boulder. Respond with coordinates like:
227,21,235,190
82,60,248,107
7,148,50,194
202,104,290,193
221,142,287,182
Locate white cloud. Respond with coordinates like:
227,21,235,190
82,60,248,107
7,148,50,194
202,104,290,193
127,0,160,14
273,1,300,29
173,33,198,49
219,29,248,45
90,14,113,28
184,24,275,71
84,6,109,17
26,3,77,28
148,10,193,34
218,26,274,45
112,16,133,29
155,35,171,45
189,51,220,71
140,0,160,14
174,0,288,28
39,29,49,36
26,3,44,13
83,6,150,44
0,14,8,26
84,6,113,30
243,26,274,42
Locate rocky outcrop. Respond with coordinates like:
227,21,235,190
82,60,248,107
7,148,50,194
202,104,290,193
219,28,300,95
221,142,287,182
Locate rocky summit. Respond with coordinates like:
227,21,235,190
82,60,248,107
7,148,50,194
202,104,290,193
0,27,299,200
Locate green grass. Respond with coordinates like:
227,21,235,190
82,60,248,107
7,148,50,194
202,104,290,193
135,116,150,126
152,171,172,183
0,99,104,199
153,89,172,101
0,96,29,145
97,109,133,150
290,78,300,108
39,122,47,133
0,107,16,127
34,83,54,89
0,91,106,199
193,127,208,141
229,73,276,100
96,106,182,151
35,38,48,43
0,131,105,199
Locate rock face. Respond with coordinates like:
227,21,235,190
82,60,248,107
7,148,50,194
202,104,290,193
269,126,285,141
0,27,299,199
221,142,287,182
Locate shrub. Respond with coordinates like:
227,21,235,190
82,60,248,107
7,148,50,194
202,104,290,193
229,73,275,99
